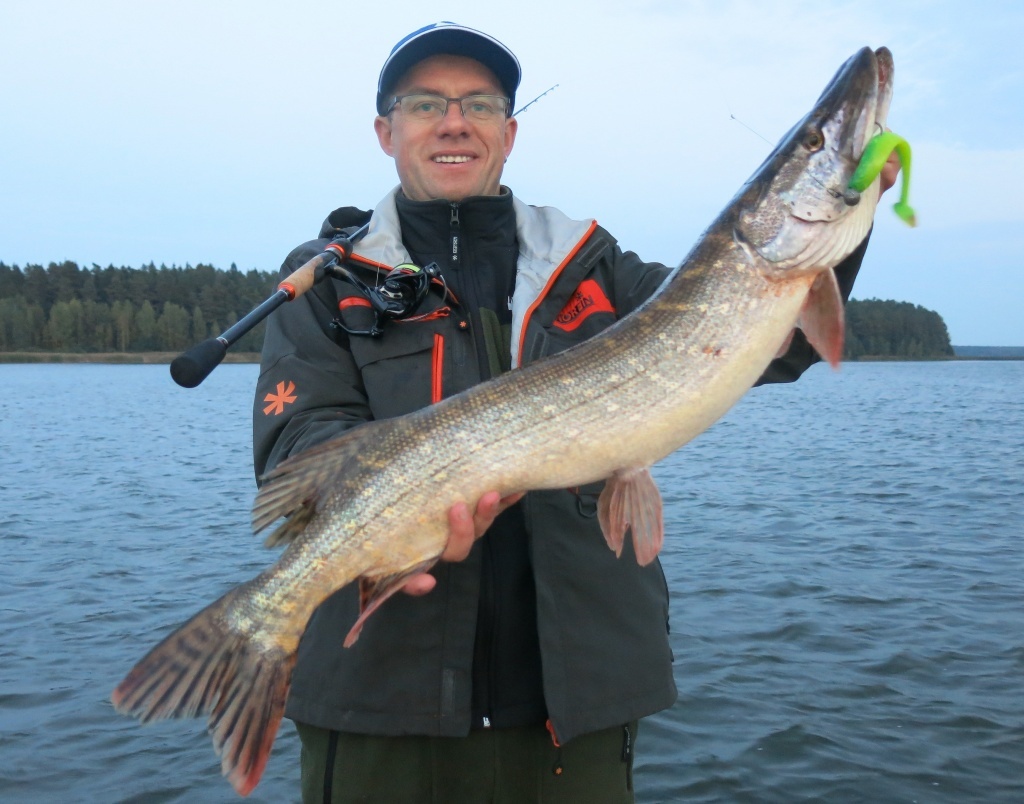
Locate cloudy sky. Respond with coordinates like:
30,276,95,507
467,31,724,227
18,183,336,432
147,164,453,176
2,0,1021,345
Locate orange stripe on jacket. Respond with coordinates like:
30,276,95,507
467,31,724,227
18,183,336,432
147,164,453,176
516,221,599,367
431,333,444,404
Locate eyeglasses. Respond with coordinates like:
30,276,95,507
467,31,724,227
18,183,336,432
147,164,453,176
387,94,510,123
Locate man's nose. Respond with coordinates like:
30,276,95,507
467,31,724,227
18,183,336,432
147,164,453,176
437,101,471,131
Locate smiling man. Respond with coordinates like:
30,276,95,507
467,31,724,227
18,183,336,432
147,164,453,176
253,21,890,803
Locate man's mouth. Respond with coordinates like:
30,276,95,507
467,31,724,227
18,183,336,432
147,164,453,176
433,155,474,164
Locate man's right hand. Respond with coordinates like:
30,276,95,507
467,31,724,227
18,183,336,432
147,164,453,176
401,491,525,596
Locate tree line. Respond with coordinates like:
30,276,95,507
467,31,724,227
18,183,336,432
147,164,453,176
0,262,953,359
844,298,954,359
0,261,277,353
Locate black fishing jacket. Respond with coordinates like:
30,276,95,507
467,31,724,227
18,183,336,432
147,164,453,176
252,187,869,744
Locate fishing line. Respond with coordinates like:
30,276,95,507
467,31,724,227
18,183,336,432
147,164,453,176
729,112,773,146
729,110,852,203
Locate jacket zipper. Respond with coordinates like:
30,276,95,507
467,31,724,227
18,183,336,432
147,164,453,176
449,203,461,267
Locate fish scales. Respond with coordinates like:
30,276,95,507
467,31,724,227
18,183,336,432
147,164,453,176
112,45,895,796
230,243,812,656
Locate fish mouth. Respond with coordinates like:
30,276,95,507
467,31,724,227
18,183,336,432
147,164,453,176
812,46,892,165
735,46,897,270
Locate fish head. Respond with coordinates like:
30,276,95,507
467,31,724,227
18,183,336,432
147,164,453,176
735,46,894,274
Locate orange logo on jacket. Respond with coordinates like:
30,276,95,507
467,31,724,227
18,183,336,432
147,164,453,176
263,380,297,415
553,279,615,332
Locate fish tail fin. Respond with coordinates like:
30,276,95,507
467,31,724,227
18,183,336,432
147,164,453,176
111,588,296,797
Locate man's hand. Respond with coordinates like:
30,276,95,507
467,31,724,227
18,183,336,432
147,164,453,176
401,491,526,596
879,150,901,195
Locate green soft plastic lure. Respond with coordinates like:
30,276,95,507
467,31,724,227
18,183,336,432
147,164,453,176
848,131,917,226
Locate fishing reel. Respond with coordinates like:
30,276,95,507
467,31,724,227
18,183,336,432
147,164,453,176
329,261,445,338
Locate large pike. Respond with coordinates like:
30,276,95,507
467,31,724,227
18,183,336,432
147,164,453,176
113,47,897,795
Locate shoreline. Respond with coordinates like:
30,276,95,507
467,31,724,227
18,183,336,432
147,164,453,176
0,352,261,364
2,352,1021,365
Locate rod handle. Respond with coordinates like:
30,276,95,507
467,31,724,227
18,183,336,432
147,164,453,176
279,251,335,299
170,338,227,388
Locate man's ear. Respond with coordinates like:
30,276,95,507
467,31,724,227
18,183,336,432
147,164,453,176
374,115,394,157
503,116,518,160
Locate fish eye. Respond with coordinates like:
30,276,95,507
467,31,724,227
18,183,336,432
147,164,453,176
804,128,825,152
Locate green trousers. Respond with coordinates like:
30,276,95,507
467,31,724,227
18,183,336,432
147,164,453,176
295,720,638,804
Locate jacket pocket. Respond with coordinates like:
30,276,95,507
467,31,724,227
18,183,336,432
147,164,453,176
348,323,440,420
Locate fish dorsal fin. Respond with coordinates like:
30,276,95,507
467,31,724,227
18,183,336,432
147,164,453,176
252,421,385,539
597,467,664,566
262,502,317,549
798,268,845,368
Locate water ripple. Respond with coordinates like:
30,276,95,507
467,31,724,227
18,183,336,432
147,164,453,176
2,361,1023,801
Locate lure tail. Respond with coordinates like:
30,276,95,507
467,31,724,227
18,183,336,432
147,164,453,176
849,130,917,226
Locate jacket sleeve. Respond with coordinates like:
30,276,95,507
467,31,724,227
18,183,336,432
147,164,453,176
606,245,673,319
252,241,373,482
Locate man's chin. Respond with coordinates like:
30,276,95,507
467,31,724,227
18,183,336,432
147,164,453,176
420,173,501,202
401,173,501,202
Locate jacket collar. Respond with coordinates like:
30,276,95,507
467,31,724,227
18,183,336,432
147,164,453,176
353,186,596,366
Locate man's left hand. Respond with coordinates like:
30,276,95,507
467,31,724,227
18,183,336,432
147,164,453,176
880,150,900,195
401,491,526,596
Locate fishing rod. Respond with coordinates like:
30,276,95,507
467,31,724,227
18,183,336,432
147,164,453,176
513,83,558,116
169,223,370,388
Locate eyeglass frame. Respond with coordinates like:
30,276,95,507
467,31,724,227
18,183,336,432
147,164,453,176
385,93,512,122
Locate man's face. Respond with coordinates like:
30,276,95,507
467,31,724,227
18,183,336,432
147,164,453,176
374,54,518,202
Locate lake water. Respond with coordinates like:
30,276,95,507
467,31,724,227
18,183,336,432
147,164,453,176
1,361,1022,802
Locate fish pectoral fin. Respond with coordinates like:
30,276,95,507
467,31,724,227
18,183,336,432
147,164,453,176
597,467,664,566
343,558,440,648
798,268,845,369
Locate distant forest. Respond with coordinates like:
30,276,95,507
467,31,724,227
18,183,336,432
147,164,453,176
0,261,274,354
843,298,954,359
0,261,954,359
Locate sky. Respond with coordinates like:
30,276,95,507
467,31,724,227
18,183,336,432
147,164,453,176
2,0,1022,345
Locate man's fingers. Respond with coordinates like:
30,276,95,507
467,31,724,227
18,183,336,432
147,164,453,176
879,151,901,195
442,500,477,562
440,491,526,563
471,490,502,536
401,573,437,596
471,491,525,536
498,491,526,510
421,491,528,581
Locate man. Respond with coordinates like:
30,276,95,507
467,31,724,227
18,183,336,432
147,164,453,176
254,22,895,803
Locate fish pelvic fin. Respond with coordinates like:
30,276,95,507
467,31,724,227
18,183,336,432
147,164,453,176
253,421,386,537
597,467,665,566
345,557,440,648
798,268,845,369
111,589,295,797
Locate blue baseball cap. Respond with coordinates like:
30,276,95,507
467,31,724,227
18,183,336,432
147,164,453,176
376,22,521,115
